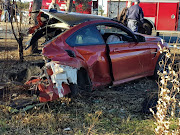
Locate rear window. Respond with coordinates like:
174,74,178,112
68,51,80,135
66,26,105,46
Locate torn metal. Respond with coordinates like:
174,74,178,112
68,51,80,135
25,62,77,102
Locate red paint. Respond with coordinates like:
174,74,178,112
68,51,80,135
27,12,168,102
25,76,71,102
124,0,179,31
38,83,59,102
29,0,92,15
61,83,71,95
46,67,53,76
74,2,92,14
74,45,112,87
156,3,178,30
139,3,157,17
42,19,164,88
109,42,152,81
140,2,179,31
28,12,44,34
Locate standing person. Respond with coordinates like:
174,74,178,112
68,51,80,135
118,0,132,26
11,0,18,22
48,0,60,11
4,0,11,22
126,0,144,32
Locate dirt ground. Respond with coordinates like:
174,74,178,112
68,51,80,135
2,31,177,134
0,21,180,135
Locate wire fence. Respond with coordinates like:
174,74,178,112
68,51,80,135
0,3,35,84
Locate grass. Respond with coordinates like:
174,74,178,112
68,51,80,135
0,101,156,135
1,34,180,134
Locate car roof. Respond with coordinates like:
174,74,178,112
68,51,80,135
41,9,110,26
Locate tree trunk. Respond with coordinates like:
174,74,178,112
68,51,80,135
10,0,23,62
32,0,42,25
30,0,42,53
66,0,73,12
18,34,23,62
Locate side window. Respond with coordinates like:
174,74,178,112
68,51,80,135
97,25,134,44
66,26,104,46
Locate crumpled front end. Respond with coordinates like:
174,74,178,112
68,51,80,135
25,62,78,102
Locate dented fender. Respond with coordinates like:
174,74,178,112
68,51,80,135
42,42,88,69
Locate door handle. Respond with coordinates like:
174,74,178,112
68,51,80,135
171,14,175,19
113,48,119,52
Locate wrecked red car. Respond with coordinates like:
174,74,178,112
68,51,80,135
26,9,168,102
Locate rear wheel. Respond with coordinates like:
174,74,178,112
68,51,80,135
138,22,152,35
143,23,152,35
69,68,92,96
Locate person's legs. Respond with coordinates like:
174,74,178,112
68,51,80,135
4,10,8,22
8,10,11,22
127,20,138,32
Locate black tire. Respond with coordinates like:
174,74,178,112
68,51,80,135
69,83,79,96
77,68,92,91
153,53,172,79
143,23,152,35
69,68,92,97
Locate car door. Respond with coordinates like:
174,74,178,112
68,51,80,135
96,24,152,81
66,25,112,87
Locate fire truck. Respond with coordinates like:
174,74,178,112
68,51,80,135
29,0,92,15
29,0,180,35
107,0,180,35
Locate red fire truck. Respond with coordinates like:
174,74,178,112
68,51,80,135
108,0,180,35
29,0,92,14
29,0,180,35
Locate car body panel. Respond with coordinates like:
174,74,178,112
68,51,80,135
109,42,152,81
74,45,112,87
41,9,110,26
25,10,168,102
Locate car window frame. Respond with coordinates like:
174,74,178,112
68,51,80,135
94,22,138,44
66,24,105,47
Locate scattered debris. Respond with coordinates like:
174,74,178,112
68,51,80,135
25,62,78,102
63,127,71,131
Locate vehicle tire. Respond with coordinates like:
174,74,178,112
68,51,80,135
153,53,172,79
69,83,79,96
143,23,152,35
77,68,92,91
69,68,92,97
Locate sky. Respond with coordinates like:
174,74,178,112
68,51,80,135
21,0,32,2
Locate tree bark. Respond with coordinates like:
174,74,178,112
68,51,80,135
10,0,23,62
30,0,42,53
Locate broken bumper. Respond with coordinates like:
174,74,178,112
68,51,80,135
25,62,78,102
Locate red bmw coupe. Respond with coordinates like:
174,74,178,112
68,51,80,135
26,9,169,102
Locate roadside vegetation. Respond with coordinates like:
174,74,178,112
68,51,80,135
1,34,180,134
0,2,180,133
150,43,180,134
0,40,157,134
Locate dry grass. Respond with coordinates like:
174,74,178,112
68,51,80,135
1,30,180,134
150,43,180,134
